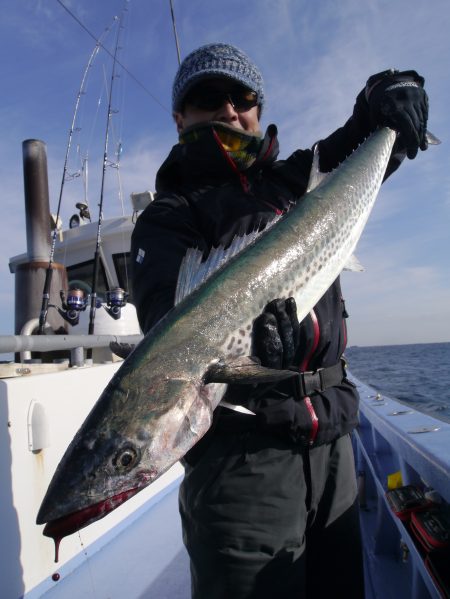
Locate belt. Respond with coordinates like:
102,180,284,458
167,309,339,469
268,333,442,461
292,358,347,398
219,358,347,417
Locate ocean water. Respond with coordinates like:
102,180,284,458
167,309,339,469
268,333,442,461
345,342,450,423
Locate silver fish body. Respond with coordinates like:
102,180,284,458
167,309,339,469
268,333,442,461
37,127,396,533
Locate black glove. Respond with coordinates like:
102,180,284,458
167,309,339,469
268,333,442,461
366,69,429,159
252,297,300,370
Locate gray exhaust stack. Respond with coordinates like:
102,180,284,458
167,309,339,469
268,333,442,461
14,140,67,337
22,139,52,261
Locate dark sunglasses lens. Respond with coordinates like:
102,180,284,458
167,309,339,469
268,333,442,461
233,90,258,110
185,86,258,112
195,89,227,111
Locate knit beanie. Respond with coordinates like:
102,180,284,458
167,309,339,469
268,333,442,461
172,43,264,113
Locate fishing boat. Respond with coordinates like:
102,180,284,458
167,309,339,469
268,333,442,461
3,143,450,599
2,6,449,599
3,156,450,599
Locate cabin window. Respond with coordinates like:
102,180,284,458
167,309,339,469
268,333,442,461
66,259,108,302
112,252,133,302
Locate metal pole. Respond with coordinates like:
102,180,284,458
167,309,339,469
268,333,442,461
22,140,56,335
0,334,143,354
169,0,181,66
22,140,51,262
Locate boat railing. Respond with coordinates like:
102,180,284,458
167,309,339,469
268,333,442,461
0,333,144,375
352,374,450,599
0,333,143,355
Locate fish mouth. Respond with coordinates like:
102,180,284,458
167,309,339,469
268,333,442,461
40,487,141,540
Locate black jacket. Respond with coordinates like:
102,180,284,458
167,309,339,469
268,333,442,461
131,90,404,446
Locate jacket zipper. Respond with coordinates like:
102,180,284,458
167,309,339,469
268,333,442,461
212,129,251,194
212,128,284,214
238,172,250,194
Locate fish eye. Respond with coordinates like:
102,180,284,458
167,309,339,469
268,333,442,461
112,445,140,473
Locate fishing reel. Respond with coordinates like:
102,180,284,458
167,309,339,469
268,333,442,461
52,288,89,326
103,287,129,320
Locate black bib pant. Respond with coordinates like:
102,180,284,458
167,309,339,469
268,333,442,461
179,420,364,599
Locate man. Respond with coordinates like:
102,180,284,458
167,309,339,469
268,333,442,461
131,43,429,598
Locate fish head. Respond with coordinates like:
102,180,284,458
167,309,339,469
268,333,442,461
36,372,215,541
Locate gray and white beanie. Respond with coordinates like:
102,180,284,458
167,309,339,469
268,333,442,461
172,43,264,113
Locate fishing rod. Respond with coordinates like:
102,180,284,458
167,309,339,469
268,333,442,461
56,0,168,113
169,0,181,66
87,6,127,355
37,17,118,335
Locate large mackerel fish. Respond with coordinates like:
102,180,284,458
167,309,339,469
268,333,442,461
37,127,396,553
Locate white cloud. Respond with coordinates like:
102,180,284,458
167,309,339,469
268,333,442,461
342,253,450,346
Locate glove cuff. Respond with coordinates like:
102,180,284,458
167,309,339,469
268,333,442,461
365,69,425,102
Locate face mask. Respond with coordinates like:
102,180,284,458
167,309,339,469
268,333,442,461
180,122,263,171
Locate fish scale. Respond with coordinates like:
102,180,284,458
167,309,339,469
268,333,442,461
37,127,396,540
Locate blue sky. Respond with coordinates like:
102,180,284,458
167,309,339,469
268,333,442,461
1,0,449,346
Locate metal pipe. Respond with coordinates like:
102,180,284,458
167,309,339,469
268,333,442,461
70,346,85,367
0,334,143,354
22,140,51,262
20,318,53,362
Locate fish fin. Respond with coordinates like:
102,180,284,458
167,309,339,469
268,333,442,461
219,400,256,415
175,223,280,305
205,356,298,384
109,342,136,359
343,253,365,272
306,144,329,192
425,130,441,145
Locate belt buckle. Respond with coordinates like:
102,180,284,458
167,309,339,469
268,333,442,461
302,369,323,395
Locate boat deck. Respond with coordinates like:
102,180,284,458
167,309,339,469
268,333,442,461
354,375,450,599
29,473,190,599
7,370,449,598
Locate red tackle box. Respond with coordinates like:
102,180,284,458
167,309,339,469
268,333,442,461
410,507,450,552
385,485,433,521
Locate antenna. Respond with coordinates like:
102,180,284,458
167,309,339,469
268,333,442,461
169,0,182,66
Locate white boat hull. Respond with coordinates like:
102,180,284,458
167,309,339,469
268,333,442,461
1,363,186,599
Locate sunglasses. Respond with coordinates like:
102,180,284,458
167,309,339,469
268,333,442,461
183,83,258,113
